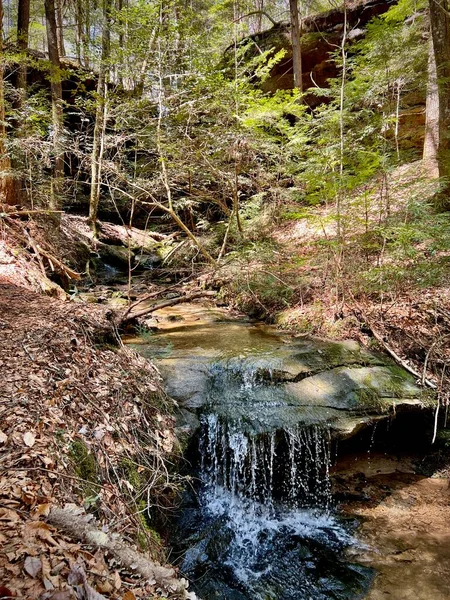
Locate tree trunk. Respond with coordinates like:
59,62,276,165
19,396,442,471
84,0,91,68
423,31,439,176
0,0,16,206
45,0,65,212
17,0,30,95
117,0,123,86
56,0,66,57
88,0,112,234
429,0,450,210
75,0,82,63
289,0,303,94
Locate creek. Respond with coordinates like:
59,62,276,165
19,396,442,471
125,301,450,600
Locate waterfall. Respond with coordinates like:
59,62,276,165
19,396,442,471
176,355,373,599
200,414,332,511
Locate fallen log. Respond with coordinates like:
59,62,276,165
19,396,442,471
4,216,81,280
48,506,198,599
119,290,217,325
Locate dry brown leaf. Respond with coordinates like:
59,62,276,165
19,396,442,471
0,508,20,523
68,564,108,600
0,430,8,444
24,555,42,578
122,592,136,600
23,431,36,447
113,570,121,591
0,585,15,598
24,522,60,547
95,580,113,594
40,591,74,600
31,503,51,519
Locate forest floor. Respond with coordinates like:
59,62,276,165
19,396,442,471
0,272,194,599
1,158,450,599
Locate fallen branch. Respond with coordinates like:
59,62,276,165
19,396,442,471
0,209,64,217
351,305,437,389
119,290,217,325
48,506,197,599
122,279,191,320
34,242,81,280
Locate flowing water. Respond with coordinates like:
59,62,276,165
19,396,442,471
174,359,373,600
127,302,449,600
125,304,376,599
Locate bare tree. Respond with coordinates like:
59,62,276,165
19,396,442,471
88,0,112,233
17,0,31,95
423,28,439,177
56,0,66,57
0,0,17,205
289,0,303,94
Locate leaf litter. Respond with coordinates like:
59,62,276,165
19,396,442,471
0,281,191,600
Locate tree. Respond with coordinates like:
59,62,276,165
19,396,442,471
17,0,31,95
0,0,18,205
423,31,439,176
56,0,66,57
289,0,303,93
429,0,450,209
0,0,8,203
45,0,65,211
88,0,112,233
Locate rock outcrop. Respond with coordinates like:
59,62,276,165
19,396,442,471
228,0,398,98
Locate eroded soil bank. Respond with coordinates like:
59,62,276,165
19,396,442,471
0,281,195,600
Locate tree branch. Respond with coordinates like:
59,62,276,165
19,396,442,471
233,10,278,26
119,291,217,325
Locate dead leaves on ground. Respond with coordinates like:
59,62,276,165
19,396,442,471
0,283,179,599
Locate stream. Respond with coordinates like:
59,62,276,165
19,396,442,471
125,301,450,600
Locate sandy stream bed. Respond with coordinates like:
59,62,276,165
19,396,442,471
335,454,450,599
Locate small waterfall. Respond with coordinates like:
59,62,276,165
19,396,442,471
177,355,374,599
200,414,332,510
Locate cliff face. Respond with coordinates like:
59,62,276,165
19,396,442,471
236,0,397,96
229,0,425,150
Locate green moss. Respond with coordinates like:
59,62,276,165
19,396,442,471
435,429,450,450
120,457,142,490
69,440,100,500
119,458,165,555
355,387,389,414
420,389,438,408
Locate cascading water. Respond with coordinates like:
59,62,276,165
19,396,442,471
174,357,374,600
200,415,332,509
